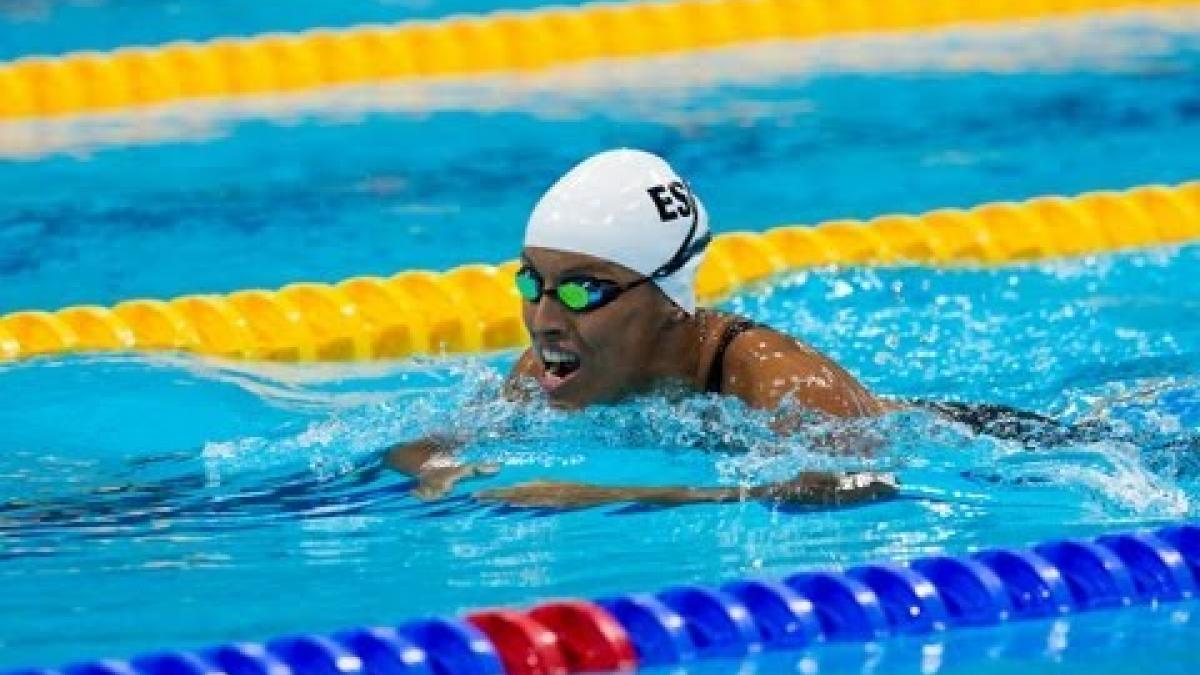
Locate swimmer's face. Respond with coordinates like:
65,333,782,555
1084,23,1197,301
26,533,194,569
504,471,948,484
519,247,677,408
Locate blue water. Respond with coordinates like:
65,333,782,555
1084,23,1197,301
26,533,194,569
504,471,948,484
3,14,1200,313
0,0,561,60
2,9,1200,674
3,247,1200,673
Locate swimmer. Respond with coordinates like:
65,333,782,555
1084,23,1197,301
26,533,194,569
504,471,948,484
386,149,899,508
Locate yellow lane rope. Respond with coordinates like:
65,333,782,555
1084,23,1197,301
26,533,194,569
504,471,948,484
2,0,1197,120
1,180,1197,363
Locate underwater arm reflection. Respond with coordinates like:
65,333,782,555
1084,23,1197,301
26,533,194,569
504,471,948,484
474,471,897,509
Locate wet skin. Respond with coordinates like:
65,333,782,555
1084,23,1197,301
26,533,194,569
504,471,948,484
385,247,898,508
508,247,890,414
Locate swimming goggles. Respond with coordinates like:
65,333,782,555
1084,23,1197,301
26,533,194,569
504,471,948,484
515,266,653,312
515,182,712,313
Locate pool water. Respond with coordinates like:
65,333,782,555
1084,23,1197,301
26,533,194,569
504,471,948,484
2,7,1200,673
0,0,560,61
4,11,1200,312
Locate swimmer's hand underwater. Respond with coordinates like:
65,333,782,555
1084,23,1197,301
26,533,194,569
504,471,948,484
385,436,500,501
474,472,897,510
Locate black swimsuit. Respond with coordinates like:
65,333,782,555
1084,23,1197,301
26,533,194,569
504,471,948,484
704,315,759,394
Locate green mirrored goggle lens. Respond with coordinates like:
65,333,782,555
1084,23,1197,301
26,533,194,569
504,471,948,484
515,267,610,312
556,282,593,311
515,270,541,301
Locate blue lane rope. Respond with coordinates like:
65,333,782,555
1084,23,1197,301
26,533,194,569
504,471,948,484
6,524,1200,675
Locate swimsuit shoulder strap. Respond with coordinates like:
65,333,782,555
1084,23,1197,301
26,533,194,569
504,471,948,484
705,314,760,394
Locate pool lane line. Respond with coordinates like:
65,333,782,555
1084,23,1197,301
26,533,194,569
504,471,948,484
2,0,1199,120
1,12,1193,162
1,179,1198,364
5,524,1199,674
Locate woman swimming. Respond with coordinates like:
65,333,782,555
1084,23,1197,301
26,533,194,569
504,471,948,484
385,148,905,508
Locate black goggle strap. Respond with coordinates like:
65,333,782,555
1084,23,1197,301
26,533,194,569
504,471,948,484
650,181,710,280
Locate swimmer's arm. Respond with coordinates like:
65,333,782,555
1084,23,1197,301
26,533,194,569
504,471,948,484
384,435,500,500
384,434,459,475
475,471,897,509
383,350,539,499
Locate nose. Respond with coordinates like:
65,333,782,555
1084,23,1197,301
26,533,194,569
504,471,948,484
528,291,570,342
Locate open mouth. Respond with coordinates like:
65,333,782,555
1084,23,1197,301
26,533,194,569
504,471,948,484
538,346,582,392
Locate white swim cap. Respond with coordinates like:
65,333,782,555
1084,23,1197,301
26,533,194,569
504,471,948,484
524,149,711,314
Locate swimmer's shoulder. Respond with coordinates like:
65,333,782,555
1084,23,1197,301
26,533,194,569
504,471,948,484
712,315,886,416
710,317,809,401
